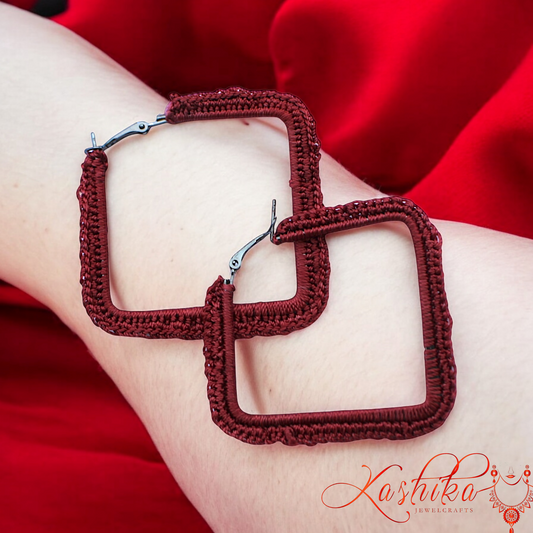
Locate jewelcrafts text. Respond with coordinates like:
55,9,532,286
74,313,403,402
414,506,473,514
321,453,533,530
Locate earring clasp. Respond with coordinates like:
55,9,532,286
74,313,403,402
227,200,277,284
85,114,168,154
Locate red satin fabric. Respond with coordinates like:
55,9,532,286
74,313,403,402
2,0,533,531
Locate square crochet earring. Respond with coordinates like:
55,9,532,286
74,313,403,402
78,88,331,341
202,197,456,445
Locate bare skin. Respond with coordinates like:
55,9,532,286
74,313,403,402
1,4,532,531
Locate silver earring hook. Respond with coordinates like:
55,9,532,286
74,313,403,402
85,114,168,154
227,200,277,284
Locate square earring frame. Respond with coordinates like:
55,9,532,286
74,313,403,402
78,88,331,340
203,197,456,445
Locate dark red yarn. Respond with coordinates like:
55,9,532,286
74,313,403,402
78,88,456,445
202,197,455,445
78,87,330,340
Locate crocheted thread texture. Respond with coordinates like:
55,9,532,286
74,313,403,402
203,197,455,445
78,88,330,340
78,87,456,444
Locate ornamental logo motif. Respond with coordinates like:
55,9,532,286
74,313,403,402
484,465,533,533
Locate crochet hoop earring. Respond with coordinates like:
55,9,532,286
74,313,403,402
202,197,455,445
78,88,330,340
78,88,455,444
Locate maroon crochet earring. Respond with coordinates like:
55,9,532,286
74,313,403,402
78,87,456,446
78,88,330,340
202,197,456,446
